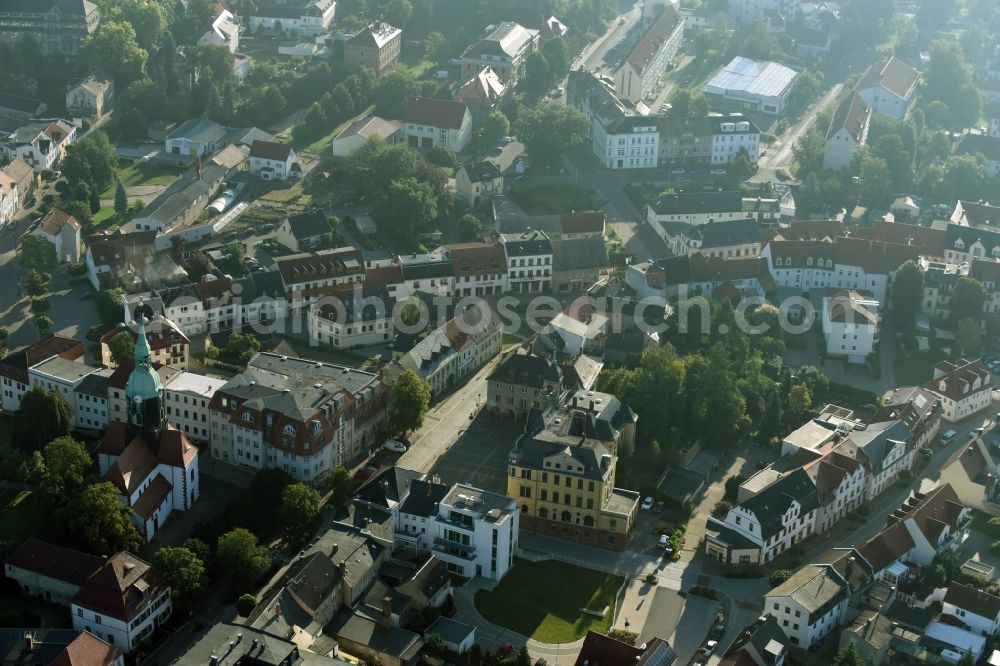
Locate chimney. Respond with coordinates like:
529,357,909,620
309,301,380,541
381,596,393,629
24,633,36,651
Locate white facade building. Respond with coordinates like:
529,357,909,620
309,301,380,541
249,0,336,37
764,565,849,649
821,290,880,364
924,358,993,422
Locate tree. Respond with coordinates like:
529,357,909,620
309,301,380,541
182,537,211,563
724,475,743,502
951,277,987,324
198,44,235,84
916,0,957,31
388,369,431,435
922,41,981,128
794,172,823,217
384,0,412,27
222,332,261,365
280,483,322,531
515,103,589,167
514,644,531,666
523,51,552,96
769,569,792,587
62,132,118,193
667,88,708,117
785,384,812,425
217,527,271,584
114,178,128,215
858,155,892,208
80,21,148,84
108,331,135,364
372,71,417,118
425,634,446,657
541,37,570,79
96,288,124,326
35,315,54,335
379,177,440,245
792,128,825,175
871,134,912,192
29,436,94,511
63,200,93,228
957,317,982,357
154,546,207,604
457,213,482,241
831,643,865,666
236,593,258,617
74,181,91,203
729,148,756,180
23,268,50,296
327,465,353,505
479,110,510,147
69,482,144,556
20,236,57,268
12,385,72,453
89,186,101,215
893,260,924,332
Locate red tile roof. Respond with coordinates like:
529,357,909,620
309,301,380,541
925,358,992,402
403,97,469,131
49,631,122,666
72,552,167,622
5,538,103,585
448,242,507,277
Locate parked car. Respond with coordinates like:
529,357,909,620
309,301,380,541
653,501,664,514
641,496,655,511
701,641,718,655
497,643,515,658
970,427,986,438
671,168,686,175
710,168,727,175
940,429,957,444
383,439,407,453
499,136,513,145
658,534,668,548
353,469,373,481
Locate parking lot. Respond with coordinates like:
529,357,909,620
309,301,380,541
425,414,522,493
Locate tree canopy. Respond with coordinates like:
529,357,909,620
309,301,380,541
69,482,144,556
154,545,207,604
216,527,271,584
280,483,323,532
515,103,589,167
12,386,72,453
388,369,432,435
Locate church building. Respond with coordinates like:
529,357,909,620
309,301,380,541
95,317,200,541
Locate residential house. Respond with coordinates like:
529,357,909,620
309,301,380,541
647,191,746,228
487,345,565,420
839,606,924,665
161,371,224,444
0,120,77,172
612,6,684,104
176,622,354,666
396,481,518,580
26,207,81,262
65,71,114,116
543,310,608,356
703,57,802,115
508,403,641,549
395,253,454,299
573,632,677,666
456,67,505,125
209,352,387,480
130,143,249,232
275,247,364,307
0,334,84,412
551,235,608,293
4,538,103,606
75,369,110,430
0,92,46,122
100,316,189,369
764,564,850,649
951,200,1000,229
0,629,123,666
943,582,1000,637
402,97,472,153
330,115,400,158
344,22,401,75
500,230,552,293
727,0,796,24
920,259,964,320
249,140,299,181
705,468,819,565
95,321,200,542
939,436,1000,513
720,615,788,666
0,0,100,56
70,553,172,653
455,160,502,206
656,113,762,169
198,8,240,53
955,131,1000,177
856,57,919,120
662,217,760,258
164,118,271,157
924,358,993,422
249,0,336,37
446,242,507,296
539,15,568,42
3,157,37,207
395,309,502,395
0,169,16,228
974,258,1000,316
824,92,870,171
460,22,539,87
626,254,776,301
307,287,394,349
424,618,476,654
821,289,880,364
495,210,607,241
276,208,335,252
875,386,943,451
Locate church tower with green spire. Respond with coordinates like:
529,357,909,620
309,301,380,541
125,315,165,432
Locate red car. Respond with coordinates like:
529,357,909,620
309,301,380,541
368,461,383,469
497,643,514,658
353,469,373,481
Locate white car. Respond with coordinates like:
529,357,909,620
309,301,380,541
701,640,718,655
641,496,655,511
383,439,407,453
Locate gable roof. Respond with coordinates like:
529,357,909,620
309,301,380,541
551,235,609,271
650,191,743,216
858,56,919,101
945,582,1000,620
624,6,683,76
740,468,820,539
5,538,103,585
285,208,330,240
767,564,848,613
346,21,401,48
403,97,469,131
32,207,81,236
925,358,992,402
249,139,294,162
72,552,167,621
827,92,870,142
48,631,121,666
460,160,501,184
461,22,538,60
858,520,915,571
685,218,760,248
0,91,45,115
458,67,506,108
334,115,399,142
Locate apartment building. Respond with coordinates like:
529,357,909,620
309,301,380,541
0,334,84,412
210,353,387,482
924,358,993,422
821,289,880,364
395,311,502,396
460,22,539,87
824,92,871,171
612,6,684,103
487,346,566,420
500,230,552,293
446,242,508,297
275,247,365,308
647,191,745,227
764,565,849,649
0,0,100,56
307,289,394,349
344,22,401,75
856,57,919,120
661,217,760,258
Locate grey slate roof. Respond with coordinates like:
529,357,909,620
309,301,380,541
551,236,609,271
286,209,331,240
0,92,44,115
740,467,820,540
501,230,552,256
489,348,562,389
399,479,449,518
461,160,501,184
685,217,759,248
649,191,743,216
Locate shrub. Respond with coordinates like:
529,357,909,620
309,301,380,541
236,593,258,617
607,629,637,645
689,586,719,600
644,573,657,585
769,569,792,587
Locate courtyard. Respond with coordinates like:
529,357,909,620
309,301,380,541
473,559,624,643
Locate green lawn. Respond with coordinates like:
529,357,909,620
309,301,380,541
101,160,186,198
0,488,43,546
90,206,120,231
474,559,624,643
508,184,599,214
294,104,376,154
894,348,949,387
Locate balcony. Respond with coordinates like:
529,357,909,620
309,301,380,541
433,537,476,561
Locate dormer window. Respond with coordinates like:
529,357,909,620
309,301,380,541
242,411,253,422
283,424,297,436
806,257,813,267
955,239,965,250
